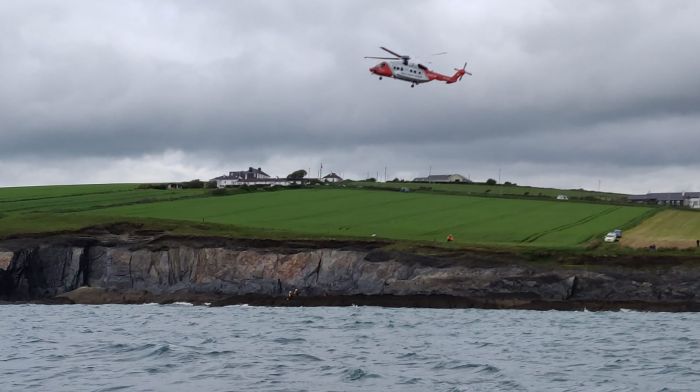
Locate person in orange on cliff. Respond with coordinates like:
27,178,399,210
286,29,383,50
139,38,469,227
446,234,454,242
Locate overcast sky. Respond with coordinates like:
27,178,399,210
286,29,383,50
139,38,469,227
1,0,699,193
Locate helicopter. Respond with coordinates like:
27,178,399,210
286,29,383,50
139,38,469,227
365,47,471,87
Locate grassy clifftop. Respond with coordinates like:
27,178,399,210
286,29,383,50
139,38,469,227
0,183,650,249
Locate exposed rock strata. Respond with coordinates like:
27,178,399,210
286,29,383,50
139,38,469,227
1,230,700,311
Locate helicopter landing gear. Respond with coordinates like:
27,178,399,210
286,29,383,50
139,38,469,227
379,76,383,80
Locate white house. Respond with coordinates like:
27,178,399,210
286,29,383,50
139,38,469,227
212,167,276,188
322,173,343,183
413,174,469,183
686,197,700,209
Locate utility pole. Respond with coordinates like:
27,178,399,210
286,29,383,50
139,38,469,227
498,167,501,184
384,166,387,182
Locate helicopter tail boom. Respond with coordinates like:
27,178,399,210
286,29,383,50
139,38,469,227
446,62,471,84
427,62,471,84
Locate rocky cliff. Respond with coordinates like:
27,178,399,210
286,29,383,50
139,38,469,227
2,229,700,310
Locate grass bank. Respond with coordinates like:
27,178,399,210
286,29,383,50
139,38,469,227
0,183,653,251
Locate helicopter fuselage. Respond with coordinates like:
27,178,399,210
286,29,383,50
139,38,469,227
365,46,470,87
370,61,430,84
369,60,467,86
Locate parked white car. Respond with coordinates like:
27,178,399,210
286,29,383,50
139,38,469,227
604,232,618,242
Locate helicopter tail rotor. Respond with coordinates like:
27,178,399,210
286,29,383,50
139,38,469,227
454,62,472,80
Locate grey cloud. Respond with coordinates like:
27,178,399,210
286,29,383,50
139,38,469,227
1,0,700,191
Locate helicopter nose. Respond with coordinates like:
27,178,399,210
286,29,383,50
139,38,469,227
370,65,392,77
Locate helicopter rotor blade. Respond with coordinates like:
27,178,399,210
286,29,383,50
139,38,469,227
364,56,399,60
380,46,404,58
456,62,472,81
415,51,446,65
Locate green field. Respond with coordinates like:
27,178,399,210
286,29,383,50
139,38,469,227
0,184,651,248
621,210,700,249
89,188,648,247
0,184,209,236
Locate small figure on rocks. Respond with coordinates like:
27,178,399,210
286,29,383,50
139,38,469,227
286,288,300,301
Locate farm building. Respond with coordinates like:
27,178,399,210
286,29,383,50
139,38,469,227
322,173,343,183
413,174,469,183
628,192,700,208
212,167,289,188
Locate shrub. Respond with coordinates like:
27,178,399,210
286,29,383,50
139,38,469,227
287,169,307,180
181,179,204,189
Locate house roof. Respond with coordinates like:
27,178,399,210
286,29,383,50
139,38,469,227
213,167,271,181
323,173,342,179
230,167,270,177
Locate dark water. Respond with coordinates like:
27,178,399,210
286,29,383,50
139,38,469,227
1,305,699,391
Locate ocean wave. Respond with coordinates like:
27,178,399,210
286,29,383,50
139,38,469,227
3,306,700,391
343,367,381,381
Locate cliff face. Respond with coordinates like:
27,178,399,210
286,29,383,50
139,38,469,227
1,231,700,310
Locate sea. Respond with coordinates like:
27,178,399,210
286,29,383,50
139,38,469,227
1,305,699,392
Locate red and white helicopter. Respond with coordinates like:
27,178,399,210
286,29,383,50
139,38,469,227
365,47,471,87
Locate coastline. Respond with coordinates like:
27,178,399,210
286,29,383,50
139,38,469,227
2,226,700,312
